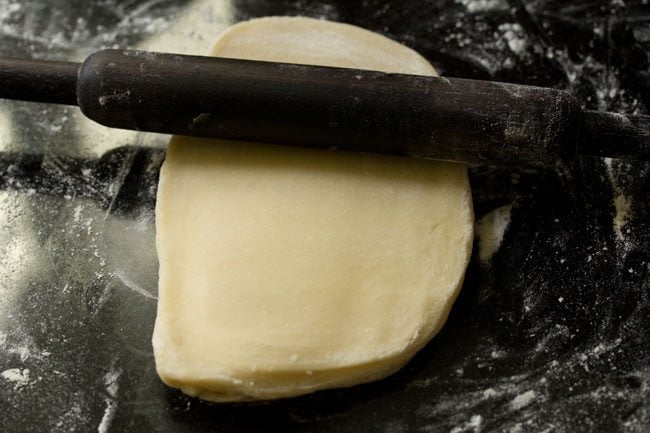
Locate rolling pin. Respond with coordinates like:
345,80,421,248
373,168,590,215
0,49,648,165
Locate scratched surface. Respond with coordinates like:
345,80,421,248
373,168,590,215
0,1,649,432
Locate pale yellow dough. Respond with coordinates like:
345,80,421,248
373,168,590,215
153,16,474,401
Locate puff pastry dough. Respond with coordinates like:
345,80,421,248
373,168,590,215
153,16,473,401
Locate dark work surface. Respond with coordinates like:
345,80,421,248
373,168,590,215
0,1,649,432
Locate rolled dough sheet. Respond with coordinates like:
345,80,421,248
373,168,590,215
153,16,474,402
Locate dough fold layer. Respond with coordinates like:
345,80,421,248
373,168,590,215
153,16,474,402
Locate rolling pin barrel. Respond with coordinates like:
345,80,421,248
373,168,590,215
77,49,583,165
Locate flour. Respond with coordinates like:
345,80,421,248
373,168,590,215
1,367,30,389
413,371,545,430
445,3,644,117
0,0,176,56
483,388,497,398
52,400,84,432
450,414,483,433
0,0,86,53
455,0,508,13
98,90,132,108
603,158,633,242
476,204,512,264
550,47,634,113
0,107,13,151
0,330,50,362
509,390,537,410
0,0,22,35
112,270,157,300
498,23,528,55
98,367,121,433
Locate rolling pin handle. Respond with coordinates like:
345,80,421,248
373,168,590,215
0,58,80,105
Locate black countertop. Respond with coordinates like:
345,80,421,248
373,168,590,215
0,1,649,432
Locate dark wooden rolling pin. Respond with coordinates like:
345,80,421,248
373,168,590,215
0,49,648,165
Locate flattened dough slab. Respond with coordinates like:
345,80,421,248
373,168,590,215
153,16,474,402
